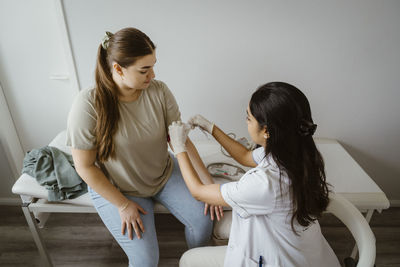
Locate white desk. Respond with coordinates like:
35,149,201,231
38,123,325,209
195,138,389,212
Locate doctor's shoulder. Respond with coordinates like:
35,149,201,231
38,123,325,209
240,166,277,195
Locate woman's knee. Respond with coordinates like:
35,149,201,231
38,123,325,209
121,232,159,267
127,247,159,267
185,216,213,248
198,212,213,233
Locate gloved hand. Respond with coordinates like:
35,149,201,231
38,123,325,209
187,114,214,135
168,121,192,155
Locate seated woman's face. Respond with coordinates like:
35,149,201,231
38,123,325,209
120,52,157,92
246,105,267,147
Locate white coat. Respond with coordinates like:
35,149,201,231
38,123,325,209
220,147,341,267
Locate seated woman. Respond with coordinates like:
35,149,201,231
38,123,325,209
168,82,341,267
67,27,223,267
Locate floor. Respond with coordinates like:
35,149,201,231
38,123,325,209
0,206,399,267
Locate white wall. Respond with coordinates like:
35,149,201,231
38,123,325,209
0,82,24,203
0,0,399,201
63,0,400,201
0,0,77,152
0,0,77,200
0,143,18,203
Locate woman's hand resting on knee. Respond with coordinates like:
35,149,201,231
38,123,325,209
118,200,147,240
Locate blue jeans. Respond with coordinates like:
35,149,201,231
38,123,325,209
88,156,213,267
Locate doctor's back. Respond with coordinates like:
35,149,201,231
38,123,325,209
221,146,341,267
220,82,341,267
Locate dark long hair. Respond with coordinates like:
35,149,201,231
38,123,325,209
94,27,155,162
249,82,330,233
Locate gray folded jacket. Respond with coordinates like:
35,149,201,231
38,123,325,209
22,146,87,201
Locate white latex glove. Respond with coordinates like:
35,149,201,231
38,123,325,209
168,121,191,155
187,114,214,134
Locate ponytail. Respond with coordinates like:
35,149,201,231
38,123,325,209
94,44,119,162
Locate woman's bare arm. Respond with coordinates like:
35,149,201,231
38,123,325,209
71,148,128,208
212,126,257,168
185,138,214,185
71,148,147,239
176,152,229,207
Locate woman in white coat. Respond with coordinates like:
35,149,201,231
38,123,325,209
168,82,341,267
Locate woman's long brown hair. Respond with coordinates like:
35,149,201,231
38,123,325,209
94,28,155,162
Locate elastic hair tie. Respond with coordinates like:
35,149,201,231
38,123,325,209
298,119,317,137
101,31,113,50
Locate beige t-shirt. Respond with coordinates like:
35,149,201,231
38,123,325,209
66,79,181,197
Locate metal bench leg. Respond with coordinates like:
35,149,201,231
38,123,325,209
21,203,53,267
350,209,374,259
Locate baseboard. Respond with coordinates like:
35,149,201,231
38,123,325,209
0,197,21,206
390,199,400,207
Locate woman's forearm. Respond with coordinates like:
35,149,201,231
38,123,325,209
186,138,214,185
176,152,228,207
77,165,128,208
212,125,255,167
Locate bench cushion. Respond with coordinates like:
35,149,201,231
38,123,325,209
12,173,172,213
12,131,244,214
